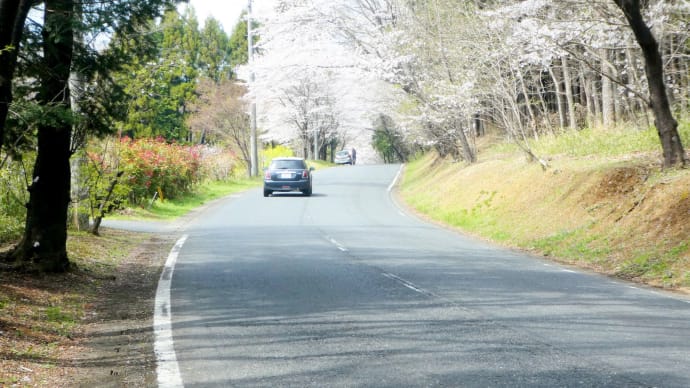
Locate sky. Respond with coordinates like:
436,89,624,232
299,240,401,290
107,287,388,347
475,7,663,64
184,0,247,31
184,0,273,32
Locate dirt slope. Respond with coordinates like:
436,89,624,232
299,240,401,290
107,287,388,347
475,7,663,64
400,152,690,292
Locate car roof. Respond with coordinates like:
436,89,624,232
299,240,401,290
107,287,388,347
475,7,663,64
271,157,304,160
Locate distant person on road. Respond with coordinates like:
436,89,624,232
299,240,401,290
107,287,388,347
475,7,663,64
351,147,357,165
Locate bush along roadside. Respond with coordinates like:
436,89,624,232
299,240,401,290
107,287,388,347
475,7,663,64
67,137,249,234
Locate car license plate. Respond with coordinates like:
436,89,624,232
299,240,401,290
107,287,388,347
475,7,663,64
280,173,292,179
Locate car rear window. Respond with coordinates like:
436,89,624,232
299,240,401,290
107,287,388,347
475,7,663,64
270,159,306,169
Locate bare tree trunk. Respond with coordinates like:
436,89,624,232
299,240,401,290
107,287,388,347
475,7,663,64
684,50,690,116
562,56,577,129
509,92,529,144
681,35,690,116
537,75,554,133
454,119,476,163
582,72,597,128
624,47,647,128
580,63,596,128
592,70,602,126
549,65,566,129
600,48,615,126
516,67,539,139
90,171,123,236
614,0,686,167
613,51,623,123
665,34,688,114
7,0,74,272
70,155,89,230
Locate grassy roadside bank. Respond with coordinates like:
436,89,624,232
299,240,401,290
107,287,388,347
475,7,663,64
399,129,690,292
114,177,260,220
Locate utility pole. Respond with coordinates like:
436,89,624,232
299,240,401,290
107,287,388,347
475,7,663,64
314,130,318,160
248,0,258,176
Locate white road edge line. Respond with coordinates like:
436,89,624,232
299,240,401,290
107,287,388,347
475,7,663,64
154,234,188,388
387,164,404,193
328,237,348,252
388,165,408,218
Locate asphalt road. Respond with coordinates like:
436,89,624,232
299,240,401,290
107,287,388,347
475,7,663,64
163,164,690,387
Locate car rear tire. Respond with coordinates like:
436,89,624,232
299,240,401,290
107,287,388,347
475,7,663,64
263,189,271,197
302,187,312,196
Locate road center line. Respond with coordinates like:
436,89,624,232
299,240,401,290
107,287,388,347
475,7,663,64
154,234,187,388
327,237,348,252
382,272,435,297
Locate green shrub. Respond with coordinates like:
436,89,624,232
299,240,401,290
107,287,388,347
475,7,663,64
118,137,203,204
199,147,239,181
82,137,247,209
0,154,32,219
0,214,23,244
261,145,294,168
0,154,31,243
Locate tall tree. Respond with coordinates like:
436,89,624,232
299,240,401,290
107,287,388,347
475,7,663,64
118,9,199,140
187,78,250,171
0,0,34,154
613,0,686,168
2,0,180,272
8,0,75,272
228,11,249,70
372,114,409,163
243,0,390,159
199,17,232,82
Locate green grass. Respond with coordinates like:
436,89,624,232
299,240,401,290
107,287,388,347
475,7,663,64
617,241,690,284
529,226,611,262
45,306,77,337
121,178,261,220
11,344,45,360
307,159,333,170
529,121,690,157
68,229,149,271
668,241,689,258
618,254,667,279
126,163,332,220
483,121,690,159
404,181,506,241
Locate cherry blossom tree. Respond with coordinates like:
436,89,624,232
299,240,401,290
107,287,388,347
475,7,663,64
239,0,399,163
187,78,251,172
244,0,688,166
490,0,687,166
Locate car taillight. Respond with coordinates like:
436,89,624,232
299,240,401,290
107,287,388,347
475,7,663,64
264,170,271,179
302,170,309,178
